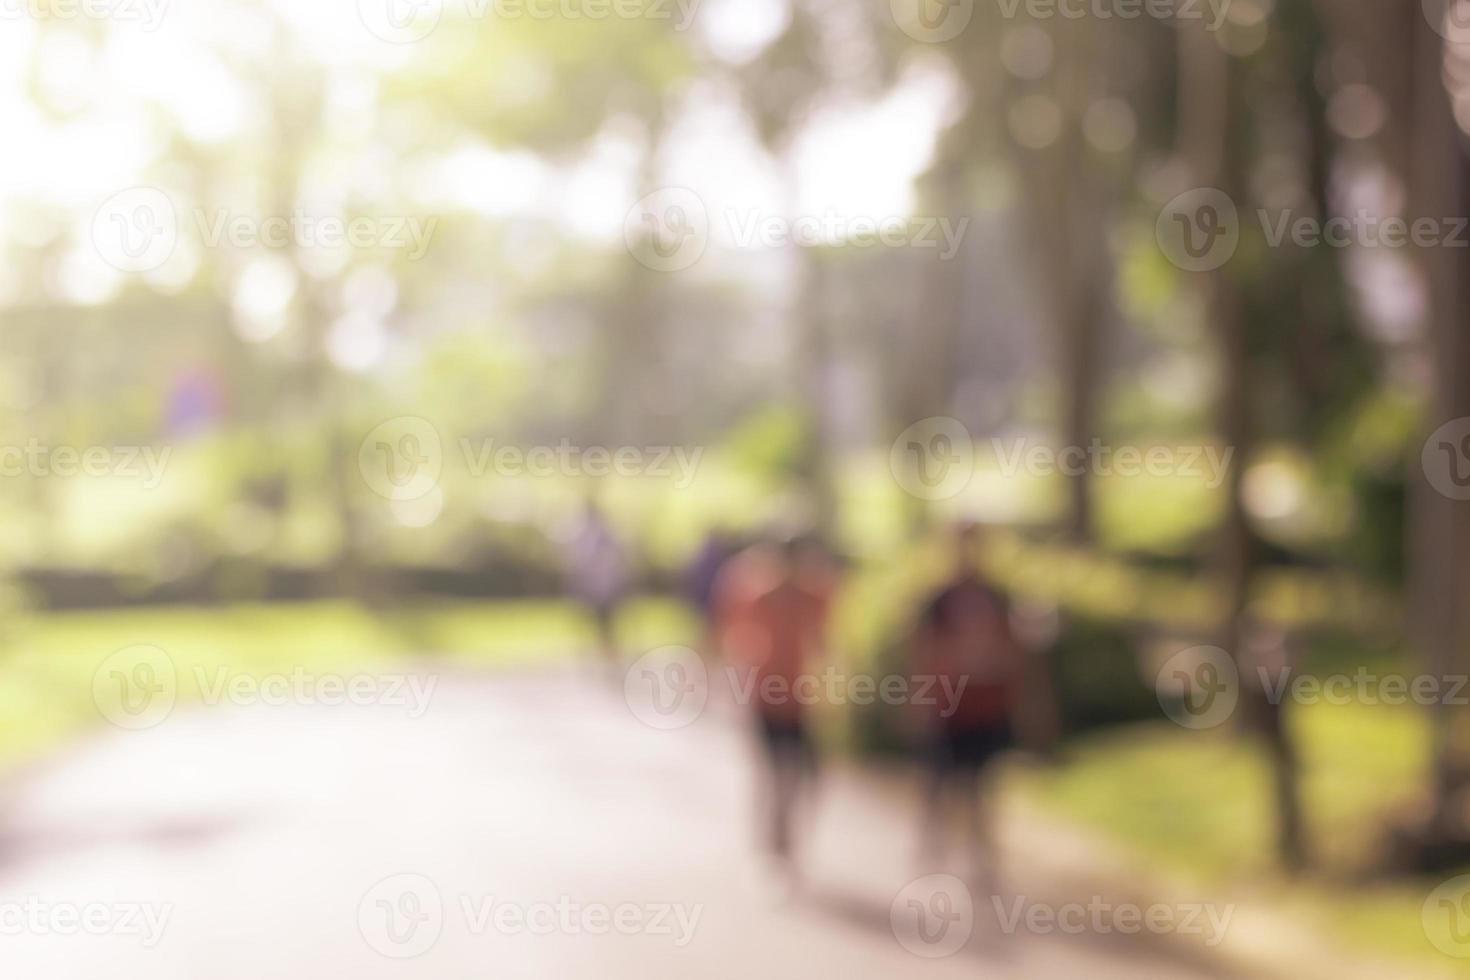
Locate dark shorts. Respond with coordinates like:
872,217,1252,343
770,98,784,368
585,599,617,631
929,723,1011,774
755,714,815,768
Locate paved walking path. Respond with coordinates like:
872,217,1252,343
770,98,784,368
0,663,1234,979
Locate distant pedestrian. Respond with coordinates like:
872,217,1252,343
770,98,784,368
685,526,742,656
565,500,631,673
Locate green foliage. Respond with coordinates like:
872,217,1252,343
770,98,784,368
719,404,808,484
385,12,695,152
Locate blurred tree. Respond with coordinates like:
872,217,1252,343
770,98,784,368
1405,4,1470,855
717,1,903,537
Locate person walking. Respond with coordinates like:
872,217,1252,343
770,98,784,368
565,499,631,675
723,536,831,885
910,522,1044,889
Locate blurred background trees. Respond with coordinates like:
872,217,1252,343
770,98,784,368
3,0,1470,887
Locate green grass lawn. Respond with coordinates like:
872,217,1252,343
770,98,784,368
1011,703,1463,968
0,597,698,768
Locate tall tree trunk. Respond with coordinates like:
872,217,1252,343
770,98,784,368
1179,24,1306,870
1059,265,1105,542
896,160,967,538
1408,11,1470,837
781,154,839,541
791,243,838,541
1057,23,1105,542
1012,18,1110,543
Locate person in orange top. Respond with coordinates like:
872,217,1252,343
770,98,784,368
711,539,781,670
725,536,831,876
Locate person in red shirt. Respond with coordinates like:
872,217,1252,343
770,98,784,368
910,522,1044,884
